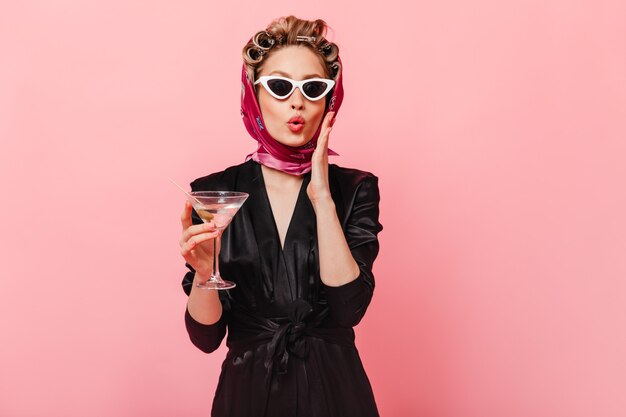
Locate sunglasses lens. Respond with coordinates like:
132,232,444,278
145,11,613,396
303,81,328,98
267,78,293,97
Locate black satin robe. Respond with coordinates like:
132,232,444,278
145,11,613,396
182,159,383,417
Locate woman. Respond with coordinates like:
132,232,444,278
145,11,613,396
179,16,383,417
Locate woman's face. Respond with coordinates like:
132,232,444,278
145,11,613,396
255,46,328,148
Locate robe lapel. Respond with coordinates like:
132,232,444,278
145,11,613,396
229,160,280,307
233,161,306,307
279,169,313,301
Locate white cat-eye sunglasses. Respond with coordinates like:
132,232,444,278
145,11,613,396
254,75,335,102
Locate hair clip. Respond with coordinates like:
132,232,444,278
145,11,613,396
319,41,332,55
263,31,275,46
247,47,265,60
296,35,316,42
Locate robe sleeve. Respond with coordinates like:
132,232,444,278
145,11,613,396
181,181,227,354
322,174,383,328
182,268,227,353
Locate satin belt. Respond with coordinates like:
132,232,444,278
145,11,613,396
225,299,355,380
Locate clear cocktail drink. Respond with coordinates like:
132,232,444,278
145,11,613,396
188,191,249,290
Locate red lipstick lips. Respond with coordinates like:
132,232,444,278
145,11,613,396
287,116,305,133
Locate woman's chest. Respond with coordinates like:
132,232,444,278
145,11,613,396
264,180,304,250
217,185,321,312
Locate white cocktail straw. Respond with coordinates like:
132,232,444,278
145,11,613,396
168,177,203,206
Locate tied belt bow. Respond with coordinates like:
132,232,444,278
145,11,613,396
264,299,314,374
226,299,354,378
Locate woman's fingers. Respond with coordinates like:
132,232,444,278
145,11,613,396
181,230,220,255
181,201,193,231
313,111,334,161
180,201,219,254
179,201,221,277
180,221,217,244
321,110,334,128
188,230,220,248
310,112,334,179
321,111,334,141
327,110,336,127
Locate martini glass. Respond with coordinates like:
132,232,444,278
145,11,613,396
188,191,249,290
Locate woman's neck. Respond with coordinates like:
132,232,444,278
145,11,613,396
261,164,304,187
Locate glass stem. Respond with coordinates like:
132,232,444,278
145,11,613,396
212,233,221,280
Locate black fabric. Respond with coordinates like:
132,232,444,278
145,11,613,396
182,159,383,417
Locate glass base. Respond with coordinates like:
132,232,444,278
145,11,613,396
195,278,236,290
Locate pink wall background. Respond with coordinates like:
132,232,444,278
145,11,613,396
1,1,625,416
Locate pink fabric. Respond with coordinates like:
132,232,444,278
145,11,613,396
240,55,344,175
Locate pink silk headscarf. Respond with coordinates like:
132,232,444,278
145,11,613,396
241,55,344,175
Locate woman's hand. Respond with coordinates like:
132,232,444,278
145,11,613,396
307,111,336,206
180,201,220,283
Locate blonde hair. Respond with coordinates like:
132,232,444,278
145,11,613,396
242,16,341,84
